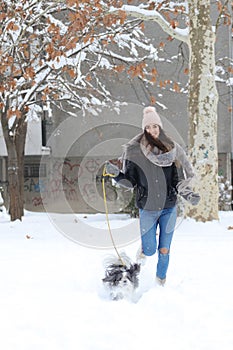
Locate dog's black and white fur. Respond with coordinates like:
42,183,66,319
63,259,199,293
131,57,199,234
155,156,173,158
102,253,140,301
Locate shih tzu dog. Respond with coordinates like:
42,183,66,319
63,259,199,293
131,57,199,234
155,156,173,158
102,253,141,301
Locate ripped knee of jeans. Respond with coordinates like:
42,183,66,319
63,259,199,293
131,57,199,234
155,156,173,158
159,248,169,255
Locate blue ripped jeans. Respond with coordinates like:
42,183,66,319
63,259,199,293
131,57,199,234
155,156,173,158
139,206,177,280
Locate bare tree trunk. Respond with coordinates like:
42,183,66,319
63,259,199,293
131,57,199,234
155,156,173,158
15,118,27,218
1,112,27,221
186,0,219,221
7,148,22,221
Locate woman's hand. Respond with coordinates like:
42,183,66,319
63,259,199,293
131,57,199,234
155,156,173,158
180,188,201,206
105,161,120,177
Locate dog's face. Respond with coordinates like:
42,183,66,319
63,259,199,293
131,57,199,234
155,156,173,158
119,270,133,287
102,262,140,301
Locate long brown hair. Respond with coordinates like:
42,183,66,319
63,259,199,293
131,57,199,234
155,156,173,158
144,127,174,153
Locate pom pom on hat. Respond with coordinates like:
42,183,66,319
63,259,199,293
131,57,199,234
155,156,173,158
142,106,163,130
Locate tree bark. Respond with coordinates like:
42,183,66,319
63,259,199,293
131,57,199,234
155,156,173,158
15,118,27,218
186,0,219,221
1,112,27,221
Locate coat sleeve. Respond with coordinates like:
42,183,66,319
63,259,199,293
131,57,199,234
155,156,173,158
175,143,196,195
113,159,137,189
175,143,195,179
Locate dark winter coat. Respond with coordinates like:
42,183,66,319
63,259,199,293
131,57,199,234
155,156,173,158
113,132,196,211
114,137,179,211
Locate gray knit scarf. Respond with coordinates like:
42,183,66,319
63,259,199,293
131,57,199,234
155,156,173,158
122,133,195,195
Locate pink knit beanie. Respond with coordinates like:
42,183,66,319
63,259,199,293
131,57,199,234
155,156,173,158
142,106,163,130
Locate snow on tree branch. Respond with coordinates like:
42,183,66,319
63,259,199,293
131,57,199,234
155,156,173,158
0,0,163,118
110,5,189,44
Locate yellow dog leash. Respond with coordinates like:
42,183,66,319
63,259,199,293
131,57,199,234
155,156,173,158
102,165,126,266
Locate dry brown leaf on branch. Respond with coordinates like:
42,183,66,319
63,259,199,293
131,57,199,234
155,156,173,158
114,65,125,73
150,96,156,105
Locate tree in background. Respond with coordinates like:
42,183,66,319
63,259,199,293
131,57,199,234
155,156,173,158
0,0,159,221
111,0,232,221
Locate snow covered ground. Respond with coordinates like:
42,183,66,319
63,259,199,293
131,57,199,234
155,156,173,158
0,210,233,350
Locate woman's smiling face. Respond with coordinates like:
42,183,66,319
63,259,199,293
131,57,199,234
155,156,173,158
145,124,160,139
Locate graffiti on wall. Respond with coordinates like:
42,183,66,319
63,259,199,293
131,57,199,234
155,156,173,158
24,158,103,209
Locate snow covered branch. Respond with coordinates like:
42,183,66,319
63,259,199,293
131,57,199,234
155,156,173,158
110,5,189,44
